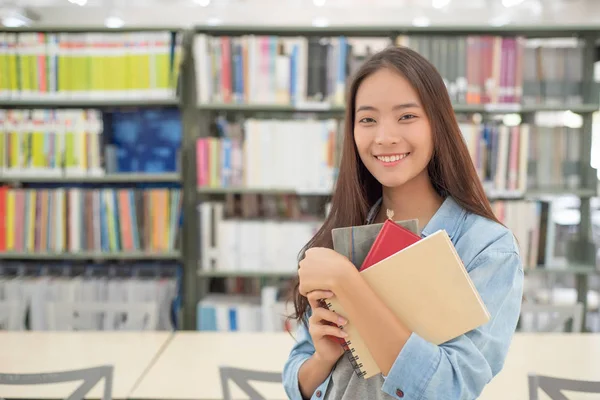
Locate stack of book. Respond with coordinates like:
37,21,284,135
324,214,490,379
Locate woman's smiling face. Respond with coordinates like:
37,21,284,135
353,67,434,189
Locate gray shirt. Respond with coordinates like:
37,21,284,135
325,355,395,399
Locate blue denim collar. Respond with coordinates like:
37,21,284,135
366,196,465,240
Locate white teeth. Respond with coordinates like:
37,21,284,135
376,153,408,162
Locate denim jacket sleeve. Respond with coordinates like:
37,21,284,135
380,246,524,400
282,310,333,400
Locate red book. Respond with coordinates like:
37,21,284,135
359,219,421,272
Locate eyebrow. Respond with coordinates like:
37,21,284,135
355,102,420,113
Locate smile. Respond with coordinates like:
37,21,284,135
374,153,410,164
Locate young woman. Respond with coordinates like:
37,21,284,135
282,45,524,400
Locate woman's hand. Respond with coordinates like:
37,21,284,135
306,290,347,364
298,247,357,296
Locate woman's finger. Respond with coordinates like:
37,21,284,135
310,323,349,339
312,306,347,326
306,290,334,302
306,290,334,309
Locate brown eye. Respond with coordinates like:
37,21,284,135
399,114,416,121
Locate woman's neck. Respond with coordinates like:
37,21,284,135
377,171,444,230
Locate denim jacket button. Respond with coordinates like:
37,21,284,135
396,388,404,398
316,390,323,398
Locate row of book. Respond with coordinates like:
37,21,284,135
0,108,182,177
193,34,587,107
196,117,339,193
195,116,582,196
395,35,585,106
0,187,182,254
0,31,183,100
492,199,568,270
197,198,578,272
198,201,321,273
0,108,103,176
459,121,582,197
196,287,297,332
0,263,179,331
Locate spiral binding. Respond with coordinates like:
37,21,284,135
323,299,367,378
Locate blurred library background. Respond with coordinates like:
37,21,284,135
1,0,600,398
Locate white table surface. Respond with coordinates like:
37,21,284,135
480,333,600,400
131,332,600,400
131,331,294,399
0,331,173,399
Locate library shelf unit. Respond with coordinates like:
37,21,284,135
0,26,186,329
1,24,599,331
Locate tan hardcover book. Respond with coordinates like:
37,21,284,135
326,229,491,379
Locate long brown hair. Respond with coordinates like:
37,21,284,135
289,45,501,324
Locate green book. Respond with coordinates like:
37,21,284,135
331,219,420,269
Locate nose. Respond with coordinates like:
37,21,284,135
374,121,399,146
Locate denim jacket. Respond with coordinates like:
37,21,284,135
282,196,524,400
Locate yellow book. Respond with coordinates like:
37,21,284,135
89,34,102,94
31,111,45,172
77,110,87,172
0,33,7,98
117,33,127,94
156,32,169,94
58,34,69,95
139,33,151,94
64,113,76,172
7,34,18,97
84,34,93,94
0,111,5,172
107,34,119,93
102,34,113,94
6,189,15,250
70,34,82,95
124,33,134,92
8,111,24,174
20,34,33,96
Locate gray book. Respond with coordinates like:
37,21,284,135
331,219,420,269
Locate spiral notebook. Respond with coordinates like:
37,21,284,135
326,229,491,379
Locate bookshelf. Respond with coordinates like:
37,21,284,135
0,26,186,331
1,25,599,331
